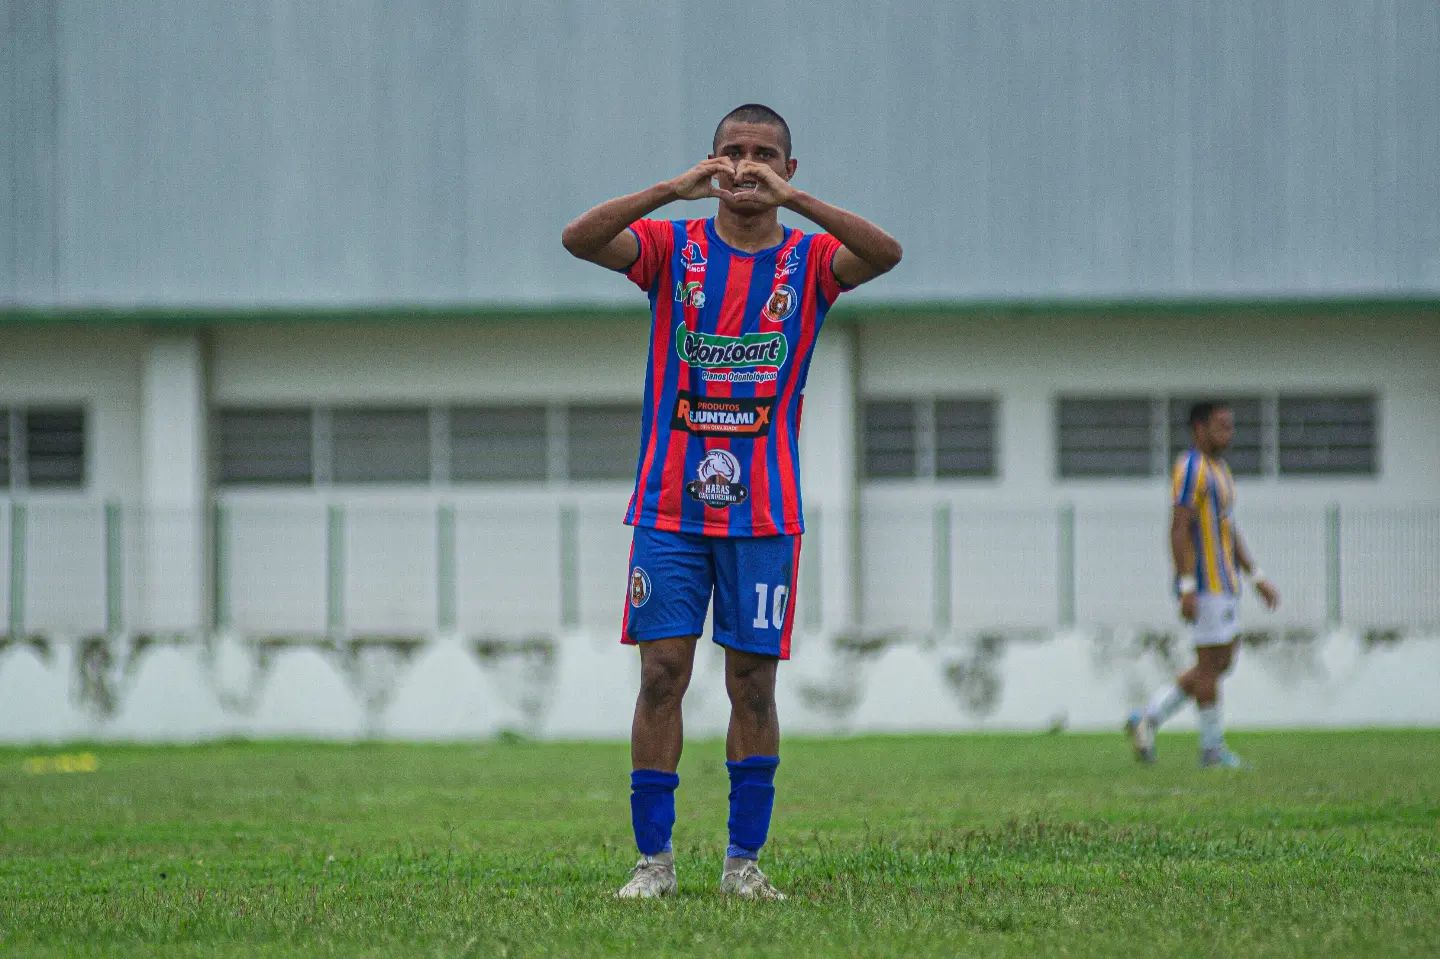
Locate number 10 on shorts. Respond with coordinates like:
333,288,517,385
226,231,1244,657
753,583,790,629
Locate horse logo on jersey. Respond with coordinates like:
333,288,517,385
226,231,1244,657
774,246,799,278
685,449,749,509
761,285,797,325
629,566,652,608
681,240,707,273
674,280,706,309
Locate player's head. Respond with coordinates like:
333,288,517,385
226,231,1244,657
1188,401,1234,454
710,104,797,209
713,103,792,159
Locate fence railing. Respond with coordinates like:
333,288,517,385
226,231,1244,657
2,497,1437,641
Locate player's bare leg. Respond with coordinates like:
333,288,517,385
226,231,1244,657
1181,642,1246,767
618,636,698,899
724,648,779,761
632,637,698,772
719,648,785,900
1130,643,1241,765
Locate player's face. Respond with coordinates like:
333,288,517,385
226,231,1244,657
710,121,797,211
1196,408,1235,454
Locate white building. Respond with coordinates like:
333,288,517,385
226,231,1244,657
1,1,1437,740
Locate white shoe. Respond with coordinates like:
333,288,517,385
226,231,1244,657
616,855,677,899
1199,747,1249,769
1125,711,1157,764
719,860,786,901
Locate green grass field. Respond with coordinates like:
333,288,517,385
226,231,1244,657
2,731,1437,958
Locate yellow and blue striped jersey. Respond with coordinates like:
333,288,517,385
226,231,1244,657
1171,448,1238,595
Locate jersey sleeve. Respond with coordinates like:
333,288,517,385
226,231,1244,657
622,219,674,292
809,233,850,304
1171,453,1204,509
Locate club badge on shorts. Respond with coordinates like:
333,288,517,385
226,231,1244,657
629,566,652,607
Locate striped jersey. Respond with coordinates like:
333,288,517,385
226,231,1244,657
1171,448,1239,595
618,217,848,537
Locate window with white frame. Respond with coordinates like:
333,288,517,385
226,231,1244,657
1277,395,1377,475
862,397,997,479
1056,396,1153,478
330,407,431,483
0,408,10,489
450,405,548,482
934,398,997,478
565,403,642,481
215,408,315,485
0,406,87,489
214,402,643,486
1054,393,1378,480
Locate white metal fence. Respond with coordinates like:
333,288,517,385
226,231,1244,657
2,498,1437,641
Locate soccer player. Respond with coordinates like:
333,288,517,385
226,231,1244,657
1127,401,1281,768
562,104,901,899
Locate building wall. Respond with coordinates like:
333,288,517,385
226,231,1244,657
0,312,1436,739
858,311,1440,506
3,0,1439,307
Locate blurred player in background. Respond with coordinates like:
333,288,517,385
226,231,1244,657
1128,401,1281,768
562,104,901,899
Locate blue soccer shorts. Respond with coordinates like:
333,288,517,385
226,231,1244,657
620,526,802,659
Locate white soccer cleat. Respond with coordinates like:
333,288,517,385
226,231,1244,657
615,855,677,899
1125,711,1157,764
719,861,787,901
1199,747,1249,770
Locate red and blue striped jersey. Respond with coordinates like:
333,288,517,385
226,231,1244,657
618,217,848,537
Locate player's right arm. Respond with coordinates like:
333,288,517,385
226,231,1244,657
1170,452,1203,622
561,158,736,270
1170,505,1199,622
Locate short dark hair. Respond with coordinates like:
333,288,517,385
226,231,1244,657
713,103,792,158
1188,401,1230,429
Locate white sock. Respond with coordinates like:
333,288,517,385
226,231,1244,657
1197,704,1224,752
1145,684,1187,727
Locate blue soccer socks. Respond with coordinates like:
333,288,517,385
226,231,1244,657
630,769,680,856
631,758,780,862
725,755,780,860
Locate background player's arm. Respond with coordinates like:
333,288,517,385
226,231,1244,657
1234,529,1281,609
735,161,902,288
561,158,736,271
1171,505,1199,622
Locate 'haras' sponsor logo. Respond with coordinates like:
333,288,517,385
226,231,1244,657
686,449,748,509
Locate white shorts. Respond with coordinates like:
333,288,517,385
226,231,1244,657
1190,592,1241,647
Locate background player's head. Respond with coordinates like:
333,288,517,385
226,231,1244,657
1188,401,1235,455
710,104,798,208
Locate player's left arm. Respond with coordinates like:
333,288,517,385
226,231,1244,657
738,161,902,288
1234,529,1280,610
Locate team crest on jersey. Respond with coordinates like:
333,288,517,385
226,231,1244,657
761,285,797,325
681,240,707,273
685,449,748,509
674,280,706,309
629,566,652,608
774,246,799,278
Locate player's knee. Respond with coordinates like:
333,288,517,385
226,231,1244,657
726,671,777,718
1195,674,1220,702
638,656,690,706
